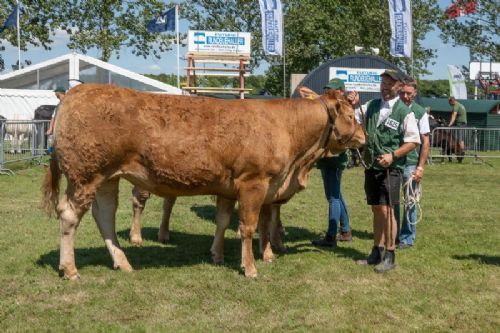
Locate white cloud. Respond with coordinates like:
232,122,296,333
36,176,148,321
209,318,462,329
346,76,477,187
148,64,161,71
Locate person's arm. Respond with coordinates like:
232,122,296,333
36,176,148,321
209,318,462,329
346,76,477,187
448,111,457,127
414,134,429,182
46,118,54,135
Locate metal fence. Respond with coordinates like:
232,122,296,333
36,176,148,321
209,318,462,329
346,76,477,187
1,119,51,175
430,127,500,163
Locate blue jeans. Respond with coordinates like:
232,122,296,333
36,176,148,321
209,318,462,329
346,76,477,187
395,165,417,245
320,168,350,236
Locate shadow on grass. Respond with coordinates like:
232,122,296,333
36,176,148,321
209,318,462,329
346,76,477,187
190,204,239,232
452,254,500,266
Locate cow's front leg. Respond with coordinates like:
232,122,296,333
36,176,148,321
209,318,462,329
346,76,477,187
210,197,236,264
130,187,151,245
93,179,133,272
158,196,177,243
238,181,268,278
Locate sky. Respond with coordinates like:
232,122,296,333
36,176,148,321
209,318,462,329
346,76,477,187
0,0,472,81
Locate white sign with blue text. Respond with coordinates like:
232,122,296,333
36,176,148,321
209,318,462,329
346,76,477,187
188,30,251,55
329,67,386,92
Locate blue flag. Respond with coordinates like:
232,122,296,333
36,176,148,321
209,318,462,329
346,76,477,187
0,5,18,33
147,7,176,33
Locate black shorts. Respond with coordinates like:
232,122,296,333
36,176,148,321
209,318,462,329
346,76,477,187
364,169,401,206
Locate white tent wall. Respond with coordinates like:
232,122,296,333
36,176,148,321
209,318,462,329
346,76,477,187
0,89,58,119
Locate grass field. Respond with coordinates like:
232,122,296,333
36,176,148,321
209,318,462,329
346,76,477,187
0,159,499,332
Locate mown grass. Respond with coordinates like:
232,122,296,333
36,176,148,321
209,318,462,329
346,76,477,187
0,158,499,332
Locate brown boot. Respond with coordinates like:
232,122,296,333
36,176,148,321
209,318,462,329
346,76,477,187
336,230,353,242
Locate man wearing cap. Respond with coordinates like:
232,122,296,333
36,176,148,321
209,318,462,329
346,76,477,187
312,78,353,247
349,69,420,273
46,86,66,136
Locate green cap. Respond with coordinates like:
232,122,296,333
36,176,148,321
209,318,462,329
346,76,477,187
54,86,66,93
324,78,345,91
381,69,406,82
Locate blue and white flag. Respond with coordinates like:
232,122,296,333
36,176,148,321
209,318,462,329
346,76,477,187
447,65,467,99
147,7,175,33
388,0,412,58
258,0,283,56
0,5,18,33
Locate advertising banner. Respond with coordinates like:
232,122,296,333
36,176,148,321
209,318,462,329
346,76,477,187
388,0,413,58
188,30,251,55
258,0,283,56
329,67,386,92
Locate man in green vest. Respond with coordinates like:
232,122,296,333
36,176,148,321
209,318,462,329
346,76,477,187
448,96,467,153
349,69,420,273
395,77,430,249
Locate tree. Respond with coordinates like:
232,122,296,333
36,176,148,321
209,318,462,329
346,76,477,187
183,1,441,96
439,0,499,62
59,0,178,62
0,0,64,71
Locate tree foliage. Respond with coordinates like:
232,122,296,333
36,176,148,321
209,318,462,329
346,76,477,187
0,0,64,71
438,0,499,61
183,1,441,96
59,0,177,62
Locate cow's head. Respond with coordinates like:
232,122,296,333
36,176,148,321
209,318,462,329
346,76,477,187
299,87,365,153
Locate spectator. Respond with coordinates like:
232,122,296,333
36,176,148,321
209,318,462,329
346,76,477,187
349,69,420,273
447,96,467,153
311,78,353,247
395,77,430,249
45,86,66,136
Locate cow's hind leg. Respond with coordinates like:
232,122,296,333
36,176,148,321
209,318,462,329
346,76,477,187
270,205,288,254
210,197,236,264
130,186,151,245
158,196,177,243
58,190,88,280
93,179,133,272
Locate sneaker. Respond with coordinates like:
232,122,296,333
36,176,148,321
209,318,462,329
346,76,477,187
336,230,353,242
398,243,413,250
374,250,396,273
311,234,337,247
356,246,384,265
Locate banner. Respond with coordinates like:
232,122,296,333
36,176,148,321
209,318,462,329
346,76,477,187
329,67,386,92
258,0,283,56
0,5,18,33
147,7,175,33
388,0,412,58
188,30,251,55
447,64,468,99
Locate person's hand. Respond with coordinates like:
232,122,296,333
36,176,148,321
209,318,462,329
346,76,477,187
377,153,393,168
347,91,359,106
413,167,424,182
45,129,52,135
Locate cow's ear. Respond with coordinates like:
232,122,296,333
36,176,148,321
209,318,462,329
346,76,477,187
298,86,320,100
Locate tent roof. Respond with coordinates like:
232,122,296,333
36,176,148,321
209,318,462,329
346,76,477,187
0,53,182,94
0,89,59,118
419,97,500,114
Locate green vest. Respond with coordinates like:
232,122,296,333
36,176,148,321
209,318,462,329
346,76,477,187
454,102,467,125
363,99,411,171
405,103,426,166
316,151,348,170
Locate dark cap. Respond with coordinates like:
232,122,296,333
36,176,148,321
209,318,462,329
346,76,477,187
54,86,66,93
381,69,406,82
324,78,345,91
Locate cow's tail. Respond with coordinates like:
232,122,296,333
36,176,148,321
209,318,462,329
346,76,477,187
41,151,61,217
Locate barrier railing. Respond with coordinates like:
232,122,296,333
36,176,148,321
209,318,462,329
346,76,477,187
429,127,500,163
0,119,51,175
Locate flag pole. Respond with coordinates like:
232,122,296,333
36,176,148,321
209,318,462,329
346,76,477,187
176,4,180,89
16,0,21,70
282,13,285,97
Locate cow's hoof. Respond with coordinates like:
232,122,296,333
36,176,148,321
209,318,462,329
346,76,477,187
113,262,133,272
129,237,143,246
62,272,80,281
157,234,169,244
263,251,274,263
243,265,258,278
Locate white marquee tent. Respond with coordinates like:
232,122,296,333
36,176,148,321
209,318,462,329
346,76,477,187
0,53,181,119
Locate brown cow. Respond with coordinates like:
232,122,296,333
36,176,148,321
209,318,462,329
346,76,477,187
42,84,365,279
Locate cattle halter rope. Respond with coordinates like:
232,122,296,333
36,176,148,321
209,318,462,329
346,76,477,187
317,97,358,147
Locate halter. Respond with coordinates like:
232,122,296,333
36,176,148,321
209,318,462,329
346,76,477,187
317,96,358,148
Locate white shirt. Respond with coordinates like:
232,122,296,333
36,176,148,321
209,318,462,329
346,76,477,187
355,96,420,144
409,103,430,135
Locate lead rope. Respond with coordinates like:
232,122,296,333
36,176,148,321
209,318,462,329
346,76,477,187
386,168,394,249
402,174,423,225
